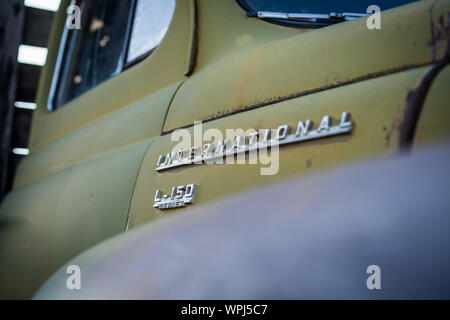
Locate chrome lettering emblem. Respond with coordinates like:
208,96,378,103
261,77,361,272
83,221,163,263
154,184,197,210
156,112,353,171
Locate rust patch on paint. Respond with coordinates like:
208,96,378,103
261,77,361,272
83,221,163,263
400,8,450,151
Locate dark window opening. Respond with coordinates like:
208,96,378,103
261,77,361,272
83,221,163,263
53,0,134,109
50,0,175,111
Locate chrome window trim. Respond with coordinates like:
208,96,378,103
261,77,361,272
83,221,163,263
47,0,76,111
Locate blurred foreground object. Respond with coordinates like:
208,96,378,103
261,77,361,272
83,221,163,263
35,142,450,299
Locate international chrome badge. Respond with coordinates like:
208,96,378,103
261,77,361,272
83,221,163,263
156,112,353,171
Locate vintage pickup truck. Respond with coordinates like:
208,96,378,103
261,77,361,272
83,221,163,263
1,0,449,299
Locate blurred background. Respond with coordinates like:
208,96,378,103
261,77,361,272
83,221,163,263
0,0,60,202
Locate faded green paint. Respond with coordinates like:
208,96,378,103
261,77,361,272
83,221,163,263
0,0,449,299
14,82,182,189
163,0,450,132
30,0,194,151
0,140,152,299
0,0,195,299
127,67,431,227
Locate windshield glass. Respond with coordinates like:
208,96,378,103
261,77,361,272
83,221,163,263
239,0,421,14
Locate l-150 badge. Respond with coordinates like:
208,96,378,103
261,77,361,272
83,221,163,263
154,184,197,210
